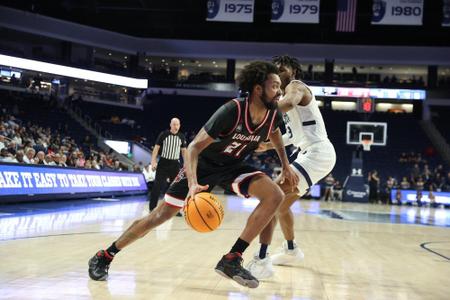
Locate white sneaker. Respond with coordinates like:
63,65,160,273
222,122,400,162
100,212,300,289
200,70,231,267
246,255,274,279
271,241,304,266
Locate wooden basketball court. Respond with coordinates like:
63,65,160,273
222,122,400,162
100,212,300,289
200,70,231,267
1,195,449,299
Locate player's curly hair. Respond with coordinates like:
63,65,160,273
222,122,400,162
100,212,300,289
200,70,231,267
272,55,302,80
237,61,279,95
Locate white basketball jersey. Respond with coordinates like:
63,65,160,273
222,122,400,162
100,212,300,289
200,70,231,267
282,83,328,150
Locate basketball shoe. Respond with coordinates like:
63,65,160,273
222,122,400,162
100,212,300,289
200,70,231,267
215,252,259,288
246,254,274,279
271,241,304,266
88,250,113,281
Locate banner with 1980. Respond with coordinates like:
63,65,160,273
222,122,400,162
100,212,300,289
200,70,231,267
371,0,423,26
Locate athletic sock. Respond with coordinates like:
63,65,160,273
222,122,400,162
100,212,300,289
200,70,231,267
230,238,249,255
287,240,295,250
259,244,268,259
106,242,120,257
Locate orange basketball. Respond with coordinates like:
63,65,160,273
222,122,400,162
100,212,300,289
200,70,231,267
184,192,224,233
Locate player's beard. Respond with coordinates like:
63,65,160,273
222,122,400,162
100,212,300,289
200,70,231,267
261,89,278,110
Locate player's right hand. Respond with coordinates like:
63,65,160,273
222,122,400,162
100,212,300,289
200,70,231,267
151,162,157,171
188,183,209,201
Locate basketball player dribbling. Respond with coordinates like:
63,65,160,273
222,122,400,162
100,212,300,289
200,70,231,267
88,61,299,288
246,55,336,278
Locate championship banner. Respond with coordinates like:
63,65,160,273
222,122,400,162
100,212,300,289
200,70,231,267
371,0,423,26
271,0,320,23
0,163,147,201
443,0,450,27
206,0,255,23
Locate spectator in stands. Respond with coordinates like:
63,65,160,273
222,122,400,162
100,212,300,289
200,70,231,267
395,189,402,205
113,160,122,171
76,152,86,168
92,159,100,170
415,176,424,192
399,177,409,189
332,180,343,201
323,173,335,201
23,148,36,164
15,150,25,163
6,141,17,156
53,153,61,166
429,188,437,208
0,148,12,162
59,154,68,167
45,154,56,166
0,135,5,150
133,164,142,173
368,170,380,203
12,134,22,146
84,160,92,169
410,163,421,180
435,164,446,178
35,151,45,164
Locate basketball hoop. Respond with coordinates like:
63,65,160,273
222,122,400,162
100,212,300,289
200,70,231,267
361,140,372,151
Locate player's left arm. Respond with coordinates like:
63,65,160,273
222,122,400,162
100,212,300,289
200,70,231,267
277,80,312,113
269,128,299,188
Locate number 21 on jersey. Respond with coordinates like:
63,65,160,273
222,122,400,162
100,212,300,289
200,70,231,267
223,141,248,157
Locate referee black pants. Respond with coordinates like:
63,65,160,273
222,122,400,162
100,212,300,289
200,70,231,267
149,158,181,211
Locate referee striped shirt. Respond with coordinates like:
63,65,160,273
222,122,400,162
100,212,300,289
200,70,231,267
156,130,187,160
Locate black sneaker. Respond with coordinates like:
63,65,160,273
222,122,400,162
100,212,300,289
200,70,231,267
176,212,183,217
215,252,259,288
88,250,113,281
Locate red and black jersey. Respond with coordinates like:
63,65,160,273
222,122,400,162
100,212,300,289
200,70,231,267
201,97,283,166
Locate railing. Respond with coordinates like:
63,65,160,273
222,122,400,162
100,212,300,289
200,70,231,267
63,100,112,139
420,120,450,166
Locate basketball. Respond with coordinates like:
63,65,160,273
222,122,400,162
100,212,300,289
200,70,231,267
184,192,224,233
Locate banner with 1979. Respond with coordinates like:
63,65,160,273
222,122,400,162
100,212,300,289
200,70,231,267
271,0,320,24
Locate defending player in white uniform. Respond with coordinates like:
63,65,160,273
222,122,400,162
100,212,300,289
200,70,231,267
247,55,336,278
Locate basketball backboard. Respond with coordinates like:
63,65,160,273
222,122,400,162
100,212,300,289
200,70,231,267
346,121,387,146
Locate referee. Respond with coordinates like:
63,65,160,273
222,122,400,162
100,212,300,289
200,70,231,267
150,117,187,211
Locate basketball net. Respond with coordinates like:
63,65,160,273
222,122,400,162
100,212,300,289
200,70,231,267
361,140,372,151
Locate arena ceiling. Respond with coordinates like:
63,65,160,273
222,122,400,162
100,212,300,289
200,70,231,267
1,1,449,47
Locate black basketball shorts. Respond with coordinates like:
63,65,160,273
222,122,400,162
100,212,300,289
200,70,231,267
164,158,267,208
